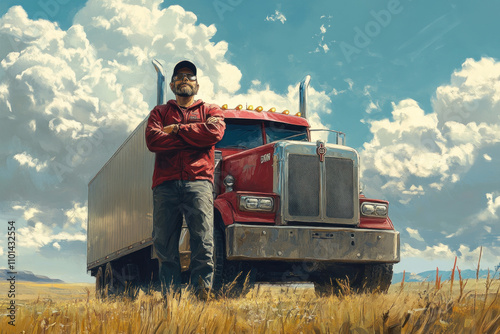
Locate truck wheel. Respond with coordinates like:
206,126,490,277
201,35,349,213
313,264,393,296
312,277,343,297
353,264,393,293
212,226,255,298
95,266,104,299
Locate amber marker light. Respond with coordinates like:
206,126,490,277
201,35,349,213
295,112,302,117
256,106,263,112
222,104,228,110
268,107,276,112
247,105,254,110
236,104,243,110
282,110,290,115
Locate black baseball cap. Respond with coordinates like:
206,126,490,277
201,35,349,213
172,60,197,77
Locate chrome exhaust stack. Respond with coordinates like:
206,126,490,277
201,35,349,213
152,59,165,106
299,75,311,119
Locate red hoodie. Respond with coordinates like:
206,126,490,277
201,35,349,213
145,99,225,189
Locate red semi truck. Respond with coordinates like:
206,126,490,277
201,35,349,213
87,60,400,296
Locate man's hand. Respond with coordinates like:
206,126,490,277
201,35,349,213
206,116,223,127
162,124,179,134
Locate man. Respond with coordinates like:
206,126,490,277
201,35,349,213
145,60,225,299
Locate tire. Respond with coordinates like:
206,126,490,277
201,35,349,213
102,262,141,298
312,264,393,296
354,264,393,293
212,227,255,298
104,262,121,297
95,267,104,299
312,275,347,297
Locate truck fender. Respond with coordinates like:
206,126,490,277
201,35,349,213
214,198,234,227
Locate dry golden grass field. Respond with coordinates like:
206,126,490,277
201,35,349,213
0,276,499,334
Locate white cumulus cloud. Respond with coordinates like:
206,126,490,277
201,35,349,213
18,221,86,250
360,58,500,203
401,242,455,260
401,242,498,269
65,202,88,230
406,227,425,242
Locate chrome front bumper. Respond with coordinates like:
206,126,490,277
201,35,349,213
226,224,400,263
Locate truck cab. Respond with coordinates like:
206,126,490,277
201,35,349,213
204,105,398,295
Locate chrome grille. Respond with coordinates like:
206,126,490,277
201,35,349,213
280,141,358,226
325,157,354,219
288,155,320,216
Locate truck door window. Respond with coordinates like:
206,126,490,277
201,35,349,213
215,122,264,149
265,122,308,143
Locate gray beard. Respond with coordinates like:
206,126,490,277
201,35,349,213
173,83,196,97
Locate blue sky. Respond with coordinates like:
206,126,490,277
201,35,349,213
1,0,499,283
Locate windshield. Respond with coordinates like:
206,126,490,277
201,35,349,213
215,120,308,149
265,121,308,143
215,122,263,149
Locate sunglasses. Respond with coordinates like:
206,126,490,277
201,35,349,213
172,73,197,82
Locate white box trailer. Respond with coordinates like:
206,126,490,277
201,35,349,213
87,119,153,271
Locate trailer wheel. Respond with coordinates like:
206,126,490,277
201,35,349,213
212,227,255,298
95,266,104,299
121,263,141,298
104,262,121,297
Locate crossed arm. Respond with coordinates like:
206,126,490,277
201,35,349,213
162,116,221,134
145,108,225,153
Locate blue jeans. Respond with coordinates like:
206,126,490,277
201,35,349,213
152,180,214,293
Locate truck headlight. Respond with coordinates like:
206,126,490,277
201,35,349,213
239,196,274,212
361,202,388,217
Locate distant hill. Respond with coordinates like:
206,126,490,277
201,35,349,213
0,269,64,283
393,269,499,284
1,268,497,285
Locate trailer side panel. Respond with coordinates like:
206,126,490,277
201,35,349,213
87,118,154,269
